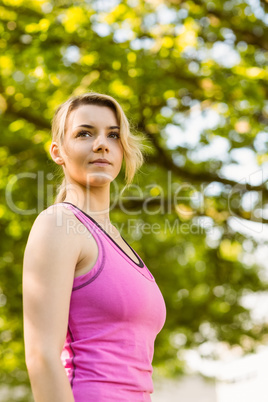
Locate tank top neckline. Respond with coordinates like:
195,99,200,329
61,201,145,268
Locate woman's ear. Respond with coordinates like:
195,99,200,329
50,142,65,165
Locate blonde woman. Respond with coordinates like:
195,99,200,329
23,92,166,401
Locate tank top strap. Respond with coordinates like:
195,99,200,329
57,202,105,237
52,202,106,289
54,202,154,282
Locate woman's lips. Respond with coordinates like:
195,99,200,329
90,162,110,166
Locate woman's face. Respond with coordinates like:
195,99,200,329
58,104,124,188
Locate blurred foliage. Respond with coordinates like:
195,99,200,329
1,0,268,398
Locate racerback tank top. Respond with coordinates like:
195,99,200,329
55,202,166,401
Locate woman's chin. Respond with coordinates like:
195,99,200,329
86,173,114,186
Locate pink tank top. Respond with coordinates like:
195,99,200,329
56,202,166,401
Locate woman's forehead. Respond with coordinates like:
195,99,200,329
68,104,118,128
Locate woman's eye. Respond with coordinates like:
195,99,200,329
109,132,120,139
77,131,91,137
76,131,120,139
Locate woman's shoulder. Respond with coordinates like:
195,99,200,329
41,202,74,215
26,203,79,249
34,203,76,228
39,202,75,219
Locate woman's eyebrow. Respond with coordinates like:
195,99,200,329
76,124,120,129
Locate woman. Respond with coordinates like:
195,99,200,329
23,92,166,401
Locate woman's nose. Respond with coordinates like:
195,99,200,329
92,133,109,152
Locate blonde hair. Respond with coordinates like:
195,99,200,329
51,92,147,204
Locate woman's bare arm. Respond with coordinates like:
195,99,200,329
23,206,82,402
